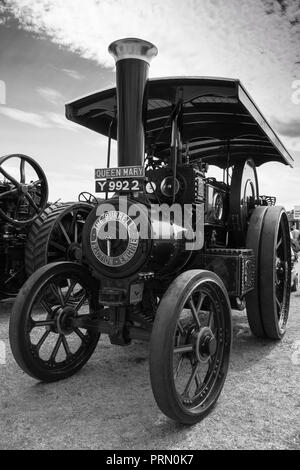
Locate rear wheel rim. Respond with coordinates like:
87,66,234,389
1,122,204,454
274,215,290,333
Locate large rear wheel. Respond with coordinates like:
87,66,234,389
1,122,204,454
149,270,232,425
246,206,291,339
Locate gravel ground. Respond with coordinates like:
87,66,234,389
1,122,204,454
0,269,299,450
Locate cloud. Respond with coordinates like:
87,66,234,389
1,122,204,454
4,0,300,121
44,111,78,130
37,87,65,105
272,116,300,137
0,105,77,131
47,64,85,80
61,68,84,80
0,106,50,128
271,115,300,153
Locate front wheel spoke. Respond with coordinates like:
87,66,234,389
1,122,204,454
208,310,214,328
174,355,184,378
33,319,55,328
64,280,76,304
188,297,201,329
50,282,65,306
183,363,200,397
196,292,206,314
173,344,193,354
74,328,85,341
40,299,54,315
75,292,88,311
36,330,51,352
50,335,63,361
195,371,202,391
177,319,185,335
62,336,71,357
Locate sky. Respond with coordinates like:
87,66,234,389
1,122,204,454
0,0,300,208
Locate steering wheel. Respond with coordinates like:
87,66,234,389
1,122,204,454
0,154,48,226
78,191,98,205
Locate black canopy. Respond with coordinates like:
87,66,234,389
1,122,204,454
66,77,293,168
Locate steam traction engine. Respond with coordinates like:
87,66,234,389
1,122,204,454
0,154,94,299
0,154,49,298
9,39,293,424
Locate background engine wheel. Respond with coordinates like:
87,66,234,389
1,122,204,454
78,192,98,205
25,202,93,275
246,206,291,339
149,269,232,425
9,262,100,382
0,154,48,226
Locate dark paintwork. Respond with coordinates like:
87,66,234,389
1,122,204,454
65,77,293,168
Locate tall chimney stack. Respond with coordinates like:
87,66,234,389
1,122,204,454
108,38,158,168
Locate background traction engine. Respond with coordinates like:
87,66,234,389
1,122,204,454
9,38,292,425
0,154,94,299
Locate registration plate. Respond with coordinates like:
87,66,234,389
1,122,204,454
95,179,144,193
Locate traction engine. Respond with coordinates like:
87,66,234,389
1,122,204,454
9,38,293,425
0,154,94,299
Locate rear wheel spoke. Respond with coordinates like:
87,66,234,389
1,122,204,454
58,222,71,245
49,240,67,253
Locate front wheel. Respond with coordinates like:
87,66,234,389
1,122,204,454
9,262,100,382
149,270,232,425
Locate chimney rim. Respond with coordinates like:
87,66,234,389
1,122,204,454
108,37,158,65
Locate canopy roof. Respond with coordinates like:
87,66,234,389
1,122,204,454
66,77,293,168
